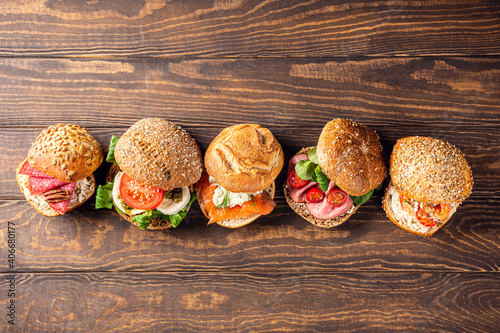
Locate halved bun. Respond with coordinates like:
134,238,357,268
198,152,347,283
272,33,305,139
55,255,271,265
317,119,386,196
197,181,276,229
114,118,203,191
204,124,284,193
27,123,104,183
16,159,96,217
382,182,456,236
106,164,173,230
284,147,359,228
389,136,473,204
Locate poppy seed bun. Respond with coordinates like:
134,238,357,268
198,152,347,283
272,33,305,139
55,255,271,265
114,118,203,190
27,123,104,183
283,147,359,228
204,124,284,193
390,136,473,203
106,164,173,230
317,119,386,196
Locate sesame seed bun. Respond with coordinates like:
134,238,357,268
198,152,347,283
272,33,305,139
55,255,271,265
114,118,203,191
317,119,386,197
16,159,96,217
389,136,473,204
27,123,104,183
106,164,173,230
204,124,284,193
283,147,359,228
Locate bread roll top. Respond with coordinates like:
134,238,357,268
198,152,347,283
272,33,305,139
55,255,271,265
317,119,386,196
27,123,104,182
114,118,203,190
389,136,473,203
204,124,284,193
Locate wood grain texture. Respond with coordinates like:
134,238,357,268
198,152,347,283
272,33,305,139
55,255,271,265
0,197,498,273
1,125,498,199
0,272,498,332
0,57,499,127
0,0,498,58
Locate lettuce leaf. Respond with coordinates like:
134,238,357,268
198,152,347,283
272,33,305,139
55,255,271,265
349,182,384,206
132,192,197,229
95,183,115,209
106,135,119,164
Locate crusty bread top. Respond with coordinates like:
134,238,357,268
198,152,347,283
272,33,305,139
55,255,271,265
204,124,284,193
114,118,203,190
27,123,104,182
317,119,386,196
389,136,473,203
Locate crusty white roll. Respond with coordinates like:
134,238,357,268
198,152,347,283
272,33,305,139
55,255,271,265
204,124,284,194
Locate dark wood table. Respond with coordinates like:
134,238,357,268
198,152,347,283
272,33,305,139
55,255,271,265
1,1,499,331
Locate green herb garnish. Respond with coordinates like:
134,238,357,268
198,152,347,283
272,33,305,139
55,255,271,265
216,191,231,210
295,148,330,192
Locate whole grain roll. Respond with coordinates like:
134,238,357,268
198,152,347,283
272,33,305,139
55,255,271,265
114,118,203,190
389,136,473,203
317,119,386,196
27,123,104,182
204,124,284,193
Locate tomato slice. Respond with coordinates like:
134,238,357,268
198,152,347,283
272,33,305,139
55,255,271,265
119,173,164,210
305,187,324,203
327,188,348,207
287,170,310,188
416,207,436,227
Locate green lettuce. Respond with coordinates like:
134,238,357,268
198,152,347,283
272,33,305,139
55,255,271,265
106,135,119,164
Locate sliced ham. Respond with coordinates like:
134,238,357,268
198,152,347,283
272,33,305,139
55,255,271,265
48,182,77,214
287,153,317,202
29,177,69,194
305,181,353,220
19,160,52,178
287,154,308,173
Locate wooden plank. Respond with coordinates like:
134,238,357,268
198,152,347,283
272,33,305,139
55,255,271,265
0,197,498,273
1,125,498,199
0,57,499,127
0,1,498,58
0,272,498,332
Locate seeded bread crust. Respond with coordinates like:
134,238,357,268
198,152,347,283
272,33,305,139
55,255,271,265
382,183,456,236
27,123,104,183
390,136,473,204
114,118,203,191
106,163,173,230
196,181,276,229
317,119,386,197
16,159,96,217
204,124,284,193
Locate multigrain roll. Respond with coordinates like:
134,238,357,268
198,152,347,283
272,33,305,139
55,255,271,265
16,123,104,216
196,124,284,228
383,136,473,236
95,118,203,230
284,119,386,228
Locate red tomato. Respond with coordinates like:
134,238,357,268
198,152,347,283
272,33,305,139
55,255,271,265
305,187,324,203
287,169,310,188
416,207,436,227
120,173,164,210
327,188,348,207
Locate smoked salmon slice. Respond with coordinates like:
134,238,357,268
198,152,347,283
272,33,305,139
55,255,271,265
196,172,276,223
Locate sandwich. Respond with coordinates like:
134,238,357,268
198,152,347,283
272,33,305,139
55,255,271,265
284,119,386,228
95,118,203,230
383,136,473,236
195,124,284,228
16,123,104,216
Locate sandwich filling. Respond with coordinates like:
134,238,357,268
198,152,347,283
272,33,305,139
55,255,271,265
18,160,94,214
196,172,276,224
387,183,458,234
